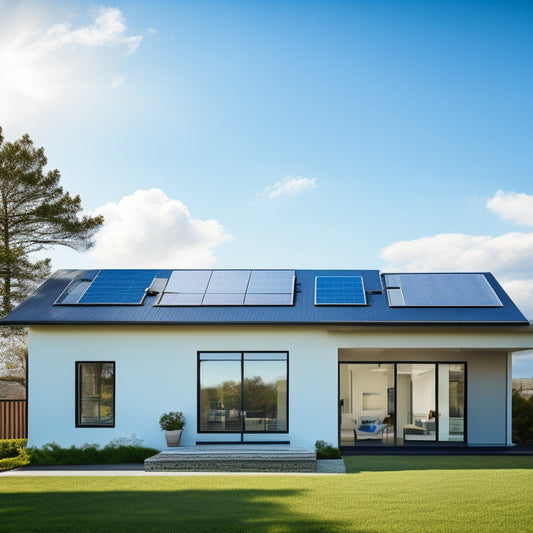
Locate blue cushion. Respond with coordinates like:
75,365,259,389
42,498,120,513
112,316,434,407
359,424,377,432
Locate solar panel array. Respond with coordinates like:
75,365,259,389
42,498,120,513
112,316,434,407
384,273,503,307
314,276,367,306
53,269,502,310
76,270,160,305
158,270,295,306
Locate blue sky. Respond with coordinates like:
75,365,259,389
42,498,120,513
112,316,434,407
1,1,533,375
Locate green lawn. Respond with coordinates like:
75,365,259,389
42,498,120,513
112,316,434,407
1,456,532,532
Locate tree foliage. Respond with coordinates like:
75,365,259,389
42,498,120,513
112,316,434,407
512,390,533,443
0,329,27,384
0,127,104,316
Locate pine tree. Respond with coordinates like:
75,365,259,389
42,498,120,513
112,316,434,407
0,127,104,316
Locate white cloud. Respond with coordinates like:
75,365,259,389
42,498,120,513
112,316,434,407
0,5,142,119
502,280,533,318
486,190,533,227
381,232,533,274
381,232,533,318
44,6,142,54
262,176,317,199
88,189,232,268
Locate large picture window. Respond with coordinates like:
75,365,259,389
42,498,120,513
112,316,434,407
198,352,288,434
339,362,465,446
76,362,115,427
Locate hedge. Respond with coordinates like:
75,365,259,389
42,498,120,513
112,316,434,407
0,439,30,471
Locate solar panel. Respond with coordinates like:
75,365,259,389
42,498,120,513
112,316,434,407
157,269,296,306
384,274,401,288
164,270,212,293
314,276,367,306
386,288,405,306
55,279,92,304
206,270,251,294
247,270,295,294
244,293,294,305
78,270,159,305
202,293,245,305
158,293,204,305
385,273,503,307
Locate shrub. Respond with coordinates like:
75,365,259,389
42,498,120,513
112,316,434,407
159,412,185,431
315,440,341,460
0,438,27,459
0,439,30,471
512,391,533,443
28,435,159,465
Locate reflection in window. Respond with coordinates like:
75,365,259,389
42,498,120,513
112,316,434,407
76,362,115,427
199,352,288,433
438,363,465,442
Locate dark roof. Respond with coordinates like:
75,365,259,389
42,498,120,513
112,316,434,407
0,269,528,326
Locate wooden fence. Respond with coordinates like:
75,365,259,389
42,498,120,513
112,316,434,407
0,400,27,439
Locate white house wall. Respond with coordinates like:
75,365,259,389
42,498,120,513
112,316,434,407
28,325,339,450
27,325,533,449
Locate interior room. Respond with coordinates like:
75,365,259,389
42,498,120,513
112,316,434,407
339,361,464,446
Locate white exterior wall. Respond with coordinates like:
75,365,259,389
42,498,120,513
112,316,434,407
28,325,339,449
27,325,533,449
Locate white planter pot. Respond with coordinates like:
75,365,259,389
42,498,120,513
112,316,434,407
164,429,183,447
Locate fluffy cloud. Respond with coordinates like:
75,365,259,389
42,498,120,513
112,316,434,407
381,232,533,318
88,189,231,268
486,190,533,227
262,177,317,199
381,232,533,275
44,6,142,53
0,5,142,117
381,189,533,318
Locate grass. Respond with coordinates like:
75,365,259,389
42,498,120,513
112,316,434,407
0,456,532,532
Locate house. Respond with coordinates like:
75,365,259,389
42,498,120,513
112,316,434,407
2,268,533,451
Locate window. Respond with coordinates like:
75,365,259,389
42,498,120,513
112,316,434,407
76,362,115,427
198,352,288,433
339,362,466,446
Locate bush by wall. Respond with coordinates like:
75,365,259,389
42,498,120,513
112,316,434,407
315,440,341,459
512,390,533,443
0,439,30,471
28,436,159,465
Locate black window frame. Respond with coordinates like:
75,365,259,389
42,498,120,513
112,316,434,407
75,361,116,428
197,351,289,435
338,360,467,447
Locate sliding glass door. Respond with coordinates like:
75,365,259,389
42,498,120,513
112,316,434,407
339,362,465,446
199,352,288,436
438,364,465,442
397,364,436,443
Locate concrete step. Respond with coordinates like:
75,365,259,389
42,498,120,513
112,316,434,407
144,444,317,472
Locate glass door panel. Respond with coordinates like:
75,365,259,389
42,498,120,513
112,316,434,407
199,356,242,432
340,361,466,447
243,356,287,432
438,363,465,442
199,352,288,435
339,363,394,446
397,364,436,443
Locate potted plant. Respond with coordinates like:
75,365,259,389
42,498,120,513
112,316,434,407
159,411,186,447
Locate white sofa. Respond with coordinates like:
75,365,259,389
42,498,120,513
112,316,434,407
341,415,388,441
